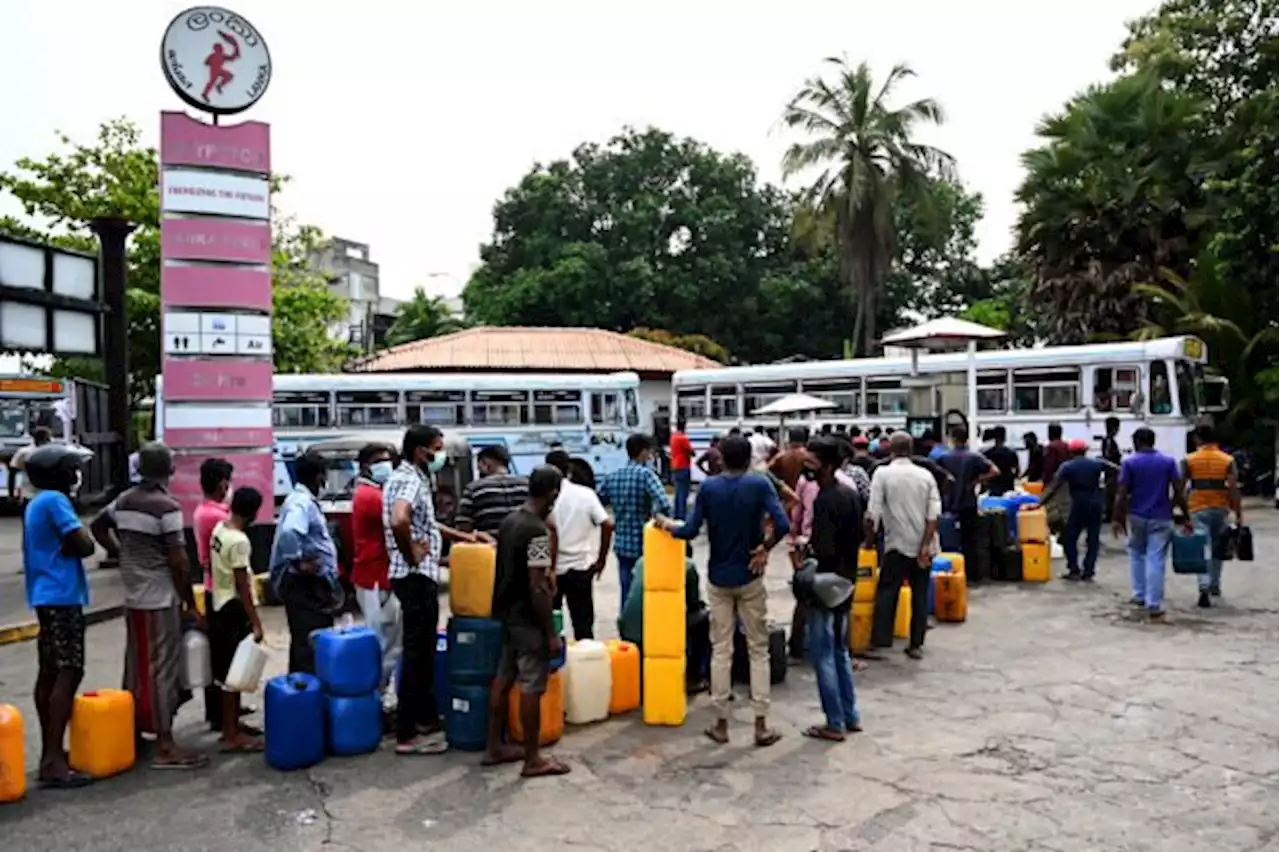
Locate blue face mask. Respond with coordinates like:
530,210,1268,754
427,453,447,474
369,461,393,484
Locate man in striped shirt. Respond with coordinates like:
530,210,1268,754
455,445,529,537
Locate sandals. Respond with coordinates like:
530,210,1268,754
754,729,782,748
396,735,448,756
703,726,729,745
520,756,571,778
802,725,846,742
220,738,265,754
39,770,93,789
151,753,210,770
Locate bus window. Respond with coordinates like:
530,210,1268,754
406,390,466,427
592,391,622,424
865,379,905,416
624,389,640,428
1149,362,1173,414
534,390,584,425
1092,366,1138,412
709,385,739,419
471,390,529,426
273,391,332,428
336,391,400,427
801,379,858,415
1175,361,1198,416
0,400,25,438
1013,368,1080,412
675,388,706,422
976,371,1008,413
744,382,796,416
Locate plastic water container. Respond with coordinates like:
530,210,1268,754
1023,481,1045,496
1017,506,1049,544
1022,542,1051,582
934,573,968,622
447,617,503,685
181,630,212,691
893,584,913,640
941,552,966,577
1172,529,1210,574
642,656,686,726
192,584,208,616
605,639,641,715
979,495,1010,514
642,590,685,660
642,522,685,592
449,543,496,618
446,683,489,751
507,669,565,746
849,600,874,654
327,692,382,756
69,689,135,778
939,513,961,553
315,625,382,697
265,673,326,771
0,704,25,803
931,555,954,574
225,636,269,693
564,639,612,725
855,548,879,604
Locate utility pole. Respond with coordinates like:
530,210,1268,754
90,216,136,496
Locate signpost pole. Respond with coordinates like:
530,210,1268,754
90,216,137,496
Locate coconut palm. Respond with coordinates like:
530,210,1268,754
385,287,468,347
781,57,954,355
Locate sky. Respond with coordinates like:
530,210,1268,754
1,0,1160,304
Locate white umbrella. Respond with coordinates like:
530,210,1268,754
753,393,838,417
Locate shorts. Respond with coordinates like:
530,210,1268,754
36,606,86,671
210,597,252,688
497,622,550,696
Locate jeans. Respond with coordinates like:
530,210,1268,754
617,554,639,611
805,605,859,730
1064,500,1103,577
391,573,441,742
1128,516,1172,611
871,550,930,649
1192,507,1229,591
708,579,770,719
672,468,692,521
553,569,595,640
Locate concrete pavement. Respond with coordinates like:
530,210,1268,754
0,512,1276,851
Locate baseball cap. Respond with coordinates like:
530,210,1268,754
852,435,869,447
1068,438,1089,452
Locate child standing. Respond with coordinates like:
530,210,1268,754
209,486,266,752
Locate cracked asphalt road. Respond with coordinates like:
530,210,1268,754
1,509,1275,851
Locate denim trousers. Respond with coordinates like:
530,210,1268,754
1191,507,1229,591
672,468,692,521
1128,516,1172,610
1064,500,1103,577
805,604,859,730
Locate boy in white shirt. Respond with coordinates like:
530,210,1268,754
544,452,614,640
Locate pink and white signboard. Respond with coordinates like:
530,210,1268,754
160,111,273,524
171,450,274,520
162,217,271,264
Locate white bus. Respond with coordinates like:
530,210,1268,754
671,336,1225,467
155,371,643,500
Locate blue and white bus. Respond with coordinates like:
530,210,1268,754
155,371,643,500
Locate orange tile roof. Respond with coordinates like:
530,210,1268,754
352,326,722,374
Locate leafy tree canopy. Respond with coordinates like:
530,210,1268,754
0,118,352,405
626,327,730,364
385,287,468,348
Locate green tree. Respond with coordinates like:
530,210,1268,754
385,287,467,347
626,327,730,364
462,127,797,362
0,119,351,403
1014,73,1205,343
780,57,954,355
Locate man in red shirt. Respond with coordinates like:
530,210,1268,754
670,416,694,520
1042,423,1071,484
192,457,240,732
351,443,401,704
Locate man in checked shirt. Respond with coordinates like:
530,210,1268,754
597,434,672,609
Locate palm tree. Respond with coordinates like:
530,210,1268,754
781,57,954,355
384,286,468,347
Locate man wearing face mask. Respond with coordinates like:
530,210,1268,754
351,443,401,706
385,425,477,755
268,451,340,675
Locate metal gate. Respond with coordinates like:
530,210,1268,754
73,379,124,505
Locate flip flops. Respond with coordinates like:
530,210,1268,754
39,770,93,789
520,757,570,778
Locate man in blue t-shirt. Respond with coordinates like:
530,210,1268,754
1113,427,1191,618
658,434,789,748
22,445,97,789
1041,439,1118,581
937,426,998,582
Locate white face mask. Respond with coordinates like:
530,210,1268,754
369,461,393,484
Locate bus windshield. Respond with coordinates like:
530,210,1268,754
0,400,25,438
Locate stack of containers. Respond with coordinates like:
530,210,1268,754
1018,504,1052,582
446,542,503,750
314,625,383,757
641,522,686,726
848,547,879,655
980,495,1021,581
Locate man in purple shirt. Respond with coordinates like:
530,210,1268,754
1112,427,1191,619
